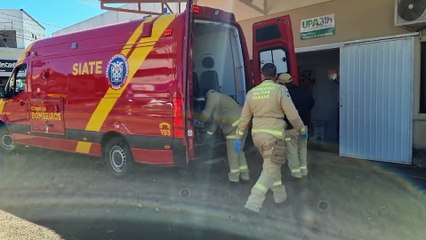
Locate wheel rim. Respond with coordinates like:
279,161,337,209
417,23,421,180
0,132,15,151
109,145,127,173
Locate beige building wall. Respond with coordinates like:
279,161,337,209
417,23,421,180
236,0,410,55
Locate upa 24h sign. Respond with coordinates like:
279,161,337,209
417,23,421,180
300,14,335,40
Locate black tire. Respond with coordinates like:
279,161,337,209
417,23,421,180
0,126,15,153
104,137,134,177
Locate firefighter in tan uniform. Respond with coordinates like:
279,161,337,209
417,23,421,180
236,63,306,213
200,89,250,183
277,73,315,178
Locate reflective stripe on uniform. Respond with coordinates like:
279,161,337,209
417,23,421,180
252,129,282,138
239,165,248,171
232,119,240,127
300,166,307,170
230,168,240,174
207,131,214,135
254,183,268,193
226,135,240,139
273,181,282,187
291,168,301,174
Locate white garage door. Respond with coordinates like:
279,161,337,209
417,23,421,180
340,36,414,164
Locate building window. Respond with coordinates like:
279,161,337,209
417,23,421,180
420,42,426,113
0,30,17,48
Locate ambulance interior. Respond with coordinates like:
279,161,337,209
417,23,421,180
191,19,247,161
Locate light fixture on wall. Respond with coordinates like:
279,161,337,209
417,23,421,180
328,68,339,84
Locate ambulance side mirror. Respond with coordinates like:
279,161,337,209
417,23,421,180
2,80,14,99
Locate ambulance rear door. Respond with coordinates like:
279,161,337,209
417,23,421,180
252,15,298,85
178,0,195,164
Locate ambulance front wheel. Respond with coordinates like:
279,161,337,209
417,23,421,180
104,137,134,177
0,126,15,153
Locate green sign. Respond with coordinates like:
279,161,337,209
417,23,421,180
301,28,335,40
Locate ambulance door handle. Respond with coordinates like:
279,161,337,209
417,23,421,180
19,100,25,106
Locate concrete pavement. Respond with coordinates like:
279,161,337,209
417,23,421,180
0,147,425,240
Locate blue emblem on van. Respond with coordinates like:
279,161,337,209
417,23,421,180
106,54,129,90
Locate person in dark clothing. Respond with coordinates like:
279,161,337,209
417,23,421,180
277,73,315,178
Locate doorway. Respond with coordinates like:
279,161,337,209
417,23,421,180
296,49,340,146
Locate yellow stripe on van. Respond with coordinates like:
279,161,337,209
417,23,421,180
76,141,92,154
76,15,176,154
85,15,175,132
0,100,5,114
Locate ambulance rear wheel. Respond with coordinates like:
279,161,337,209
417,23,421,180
104,137,134,177
0,127,15,153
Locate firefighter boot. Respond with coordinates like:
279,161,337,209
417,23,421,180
240,170,250,182
290,168,303,178
301,166,308,177
244,195,265,213
228,172,240,183
272,182,287,204
244,183,267,213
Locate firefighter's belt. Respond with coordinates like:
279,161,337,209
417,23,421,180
271,139,286,165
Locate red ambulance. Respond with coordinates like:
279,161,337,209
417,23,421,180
0,2,298,176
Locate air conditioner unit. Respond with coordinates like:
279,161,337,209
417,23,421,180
395,0,426,29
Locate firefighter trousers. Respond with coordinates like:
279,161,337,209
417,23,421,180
244,133,287,213
286,126,308,178
226,132,249,182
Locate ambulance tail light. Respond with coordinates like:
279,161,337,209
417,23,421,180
173,98,185,138
163,28,173,37
192,5,200,14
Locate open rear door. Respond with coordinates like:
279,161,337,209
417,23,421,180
252,16,298,85
182,0,195,163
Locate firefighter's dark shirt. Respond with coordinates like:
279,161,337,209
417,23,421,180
285,84,315,129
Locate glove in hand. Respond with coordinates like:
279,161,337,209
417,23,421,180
233,139,242,153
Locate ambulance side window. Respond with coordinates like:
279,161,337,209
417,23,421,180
5,64,27,97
